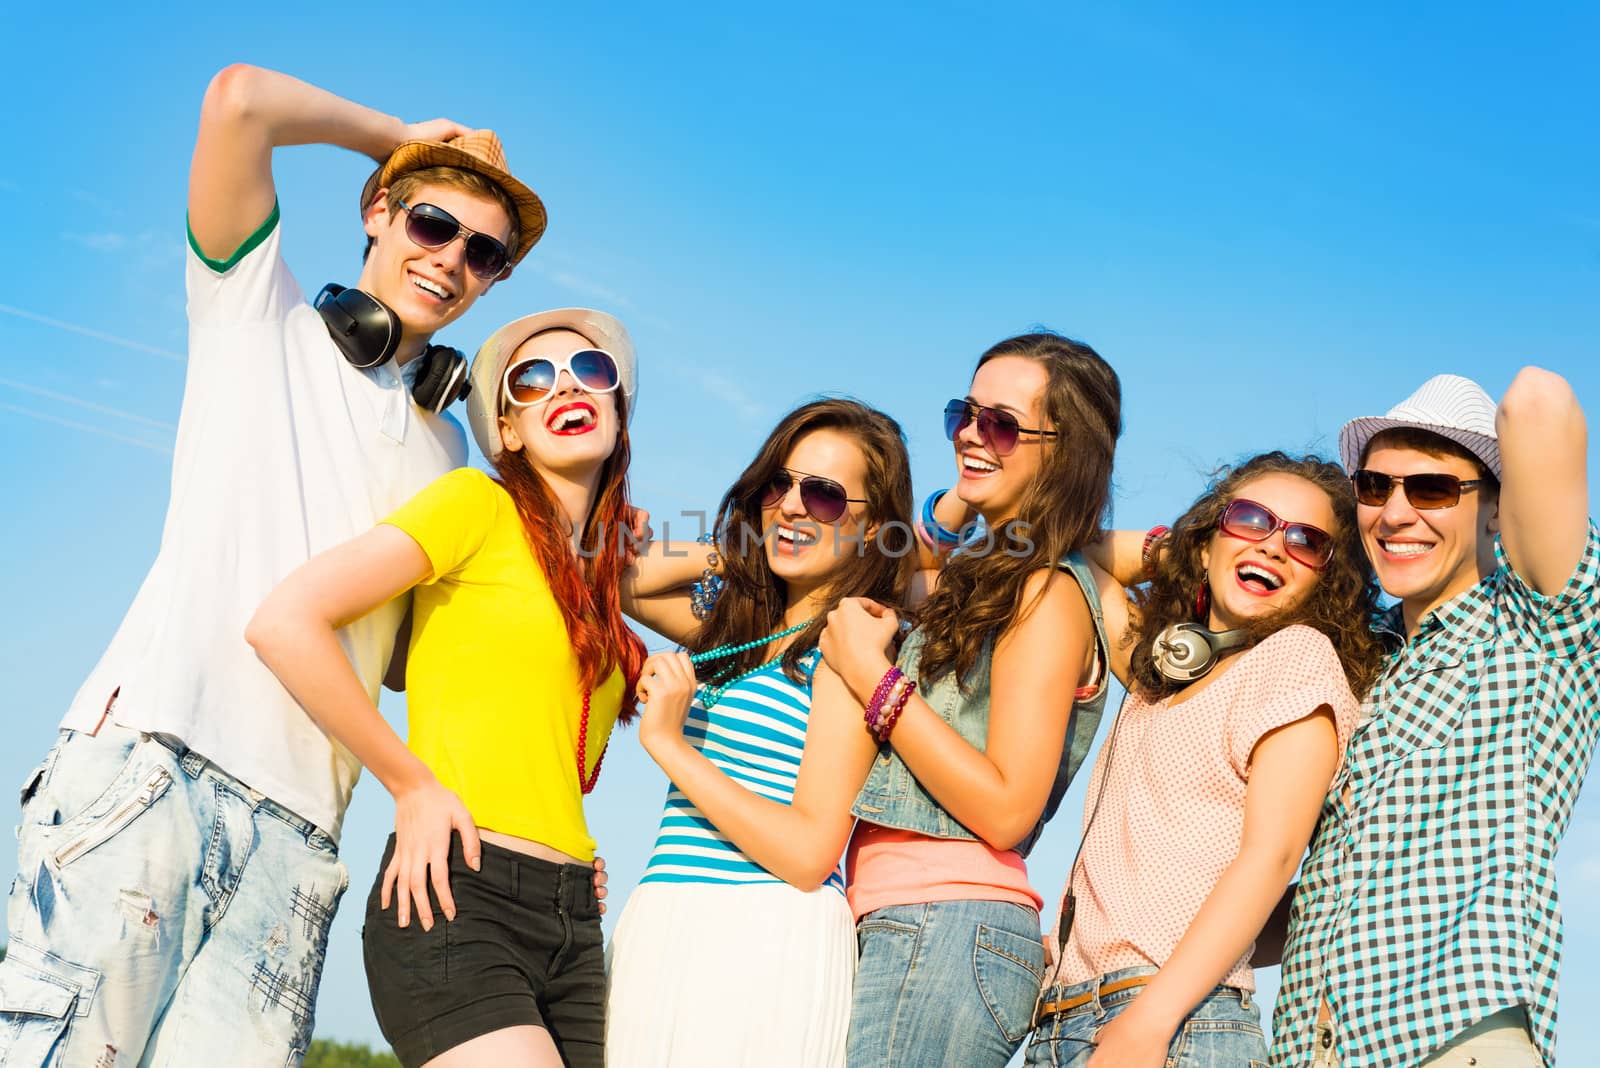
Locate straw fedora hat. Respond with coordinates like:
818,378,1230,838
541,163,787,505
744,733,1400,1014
360,130,546,264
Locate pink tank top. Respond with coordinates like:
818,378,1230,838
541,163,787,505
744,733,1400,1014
845,823,1044,922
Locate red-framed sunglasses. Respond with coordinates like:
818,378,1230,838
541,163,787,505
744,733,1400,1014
1219,498,1334,570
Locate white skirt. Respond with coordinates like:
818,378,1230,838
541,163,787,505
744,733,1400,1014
606,880,856,1067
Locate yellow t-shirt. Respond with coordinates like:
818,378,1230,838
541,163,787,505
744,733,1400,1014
382,467,623,861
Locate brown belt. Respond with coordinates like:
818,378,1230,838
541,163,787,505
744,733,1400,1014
1035,974,1150,1023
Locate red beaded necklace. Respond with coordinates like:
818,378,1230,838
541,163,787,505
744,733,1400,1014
575,688,605,795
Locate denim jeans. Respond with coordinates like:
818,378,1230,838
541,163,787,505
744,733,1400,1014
848,900,1045,1068
0,724,348,1067
1026,966,1268,1067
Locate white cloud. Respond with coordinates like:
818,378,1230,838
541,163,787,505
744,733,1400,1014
61,231,128,252
696,369,767,424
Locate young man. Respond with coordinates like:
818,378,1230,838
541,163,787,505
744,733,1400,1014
0,65,541,1065
1273,370,1596,1067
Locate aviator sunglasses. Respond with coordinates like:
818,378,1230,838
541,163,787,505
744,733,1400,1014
760,469,867,524
1220,497,1335,570
394,198,512,281
502,349,621,408
943,399,1058,457
1351,469,1484,510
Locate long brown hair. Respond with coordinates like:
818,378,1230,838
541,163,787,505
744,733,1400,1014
695,399,916,686
1127,451,1387,698
491,392,647,723
916,333,1122,685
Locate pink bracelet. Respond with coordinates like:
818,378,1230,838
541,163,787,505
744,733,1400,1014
864,667,904,735
877,675,916,741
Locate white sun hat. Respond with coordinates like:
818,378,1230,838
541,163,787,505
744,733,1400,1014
465,308,637,461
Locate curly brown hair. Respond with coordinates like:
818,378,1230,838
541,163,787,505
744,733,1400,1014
1127,451,1388,699
916,333,1122,686
696,398,916,686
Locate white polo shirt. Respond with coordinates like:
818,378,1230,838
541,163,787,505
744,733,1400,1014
61,206,467,840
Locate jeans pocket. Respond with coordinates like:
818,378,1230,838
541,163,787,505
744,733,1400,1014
1168,1017,1268,1067
0,959,79,1063
47,764,174,871
32,727,143,830
973,922,1047,1045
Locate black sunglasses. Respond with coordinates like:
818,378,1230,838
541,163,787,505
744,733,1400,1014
1352,469,1484,510
394,198,511,281
760,468,867,524
943,399,1057,457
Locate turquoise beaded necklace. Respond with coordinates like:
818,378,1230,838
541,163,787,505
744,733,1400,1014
691,618,815,709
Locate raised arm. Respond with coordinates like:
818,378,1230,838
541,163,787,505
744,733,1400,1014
1497,366,1589,595
823,570,1093,851
189,64,466,261
619,537,719,645
1083,528,1150,589
1083,706,1338,1064
636,653,879,890
246,524,477,930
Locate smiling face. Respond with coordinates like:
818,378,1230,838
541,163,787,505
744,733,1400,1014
1357,442,1497,623
357,182,514,344
1203,473,1337,630
952,355,1051,526
496,329,620,480
761,428,874,606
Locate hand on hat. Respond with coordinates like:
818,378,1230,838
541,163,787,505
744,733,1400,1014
395,117,473,156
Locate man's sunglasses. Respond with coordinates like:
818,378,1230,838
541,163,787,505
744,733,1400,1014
943,399,1057,457
1220,497,1335,570
1351,469,1484,510
503,349,621,408
760,468,867,524
395,199,511,281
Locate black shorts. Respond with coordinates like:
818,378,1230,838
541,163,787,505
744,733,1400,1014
362,833,605,1067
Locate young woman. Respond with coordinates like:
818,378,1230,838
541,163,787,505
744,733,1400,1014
606,398,916,1066
633,332,1122,1068
1023,452,1387,1067
248,309,644,1068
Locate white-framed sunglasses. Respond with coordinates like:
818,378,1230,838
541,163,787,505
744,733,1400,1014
501,348,621,409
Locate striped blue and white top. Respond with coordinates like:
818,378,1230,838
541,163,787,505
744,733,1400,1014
640,651,845,894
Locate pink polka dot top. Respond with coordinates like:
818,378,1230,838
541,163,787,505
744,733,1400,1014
1045,623,1360,991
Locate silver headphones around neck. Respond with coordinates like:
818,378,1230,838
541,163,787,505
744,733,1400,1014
1151,623,1250,683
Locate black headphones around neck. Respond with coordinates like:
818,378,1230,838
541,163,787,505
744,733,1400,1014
314,284,469,415
1151,623,1251,684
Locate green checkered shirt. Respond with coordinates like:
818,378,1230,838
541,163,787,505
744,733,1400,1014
1272,525,1600,1068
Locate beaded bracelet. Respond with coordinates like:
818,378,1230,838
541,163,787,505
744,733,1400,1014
877,674,916,741
864,667,905,735
868,676,908,739
1141,525,1171,577
689,531,725,621
921,489,965,548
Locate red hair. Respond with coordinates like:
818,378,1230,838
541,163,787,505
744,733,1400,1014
490,403,645,723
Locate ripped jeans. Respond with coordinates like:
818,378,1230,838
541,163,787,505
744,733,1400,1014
0,723,348,1067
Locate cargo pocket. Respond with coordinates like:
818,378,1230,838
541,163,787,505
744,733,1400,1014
0,962,78,1063
974,921,1047,1044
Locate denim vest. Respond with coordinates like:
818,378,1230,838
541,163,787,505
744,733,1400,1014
850,551,1109,858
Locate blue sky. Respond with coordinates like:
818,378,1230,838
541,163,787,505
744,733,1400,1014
5,2,1599,1059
